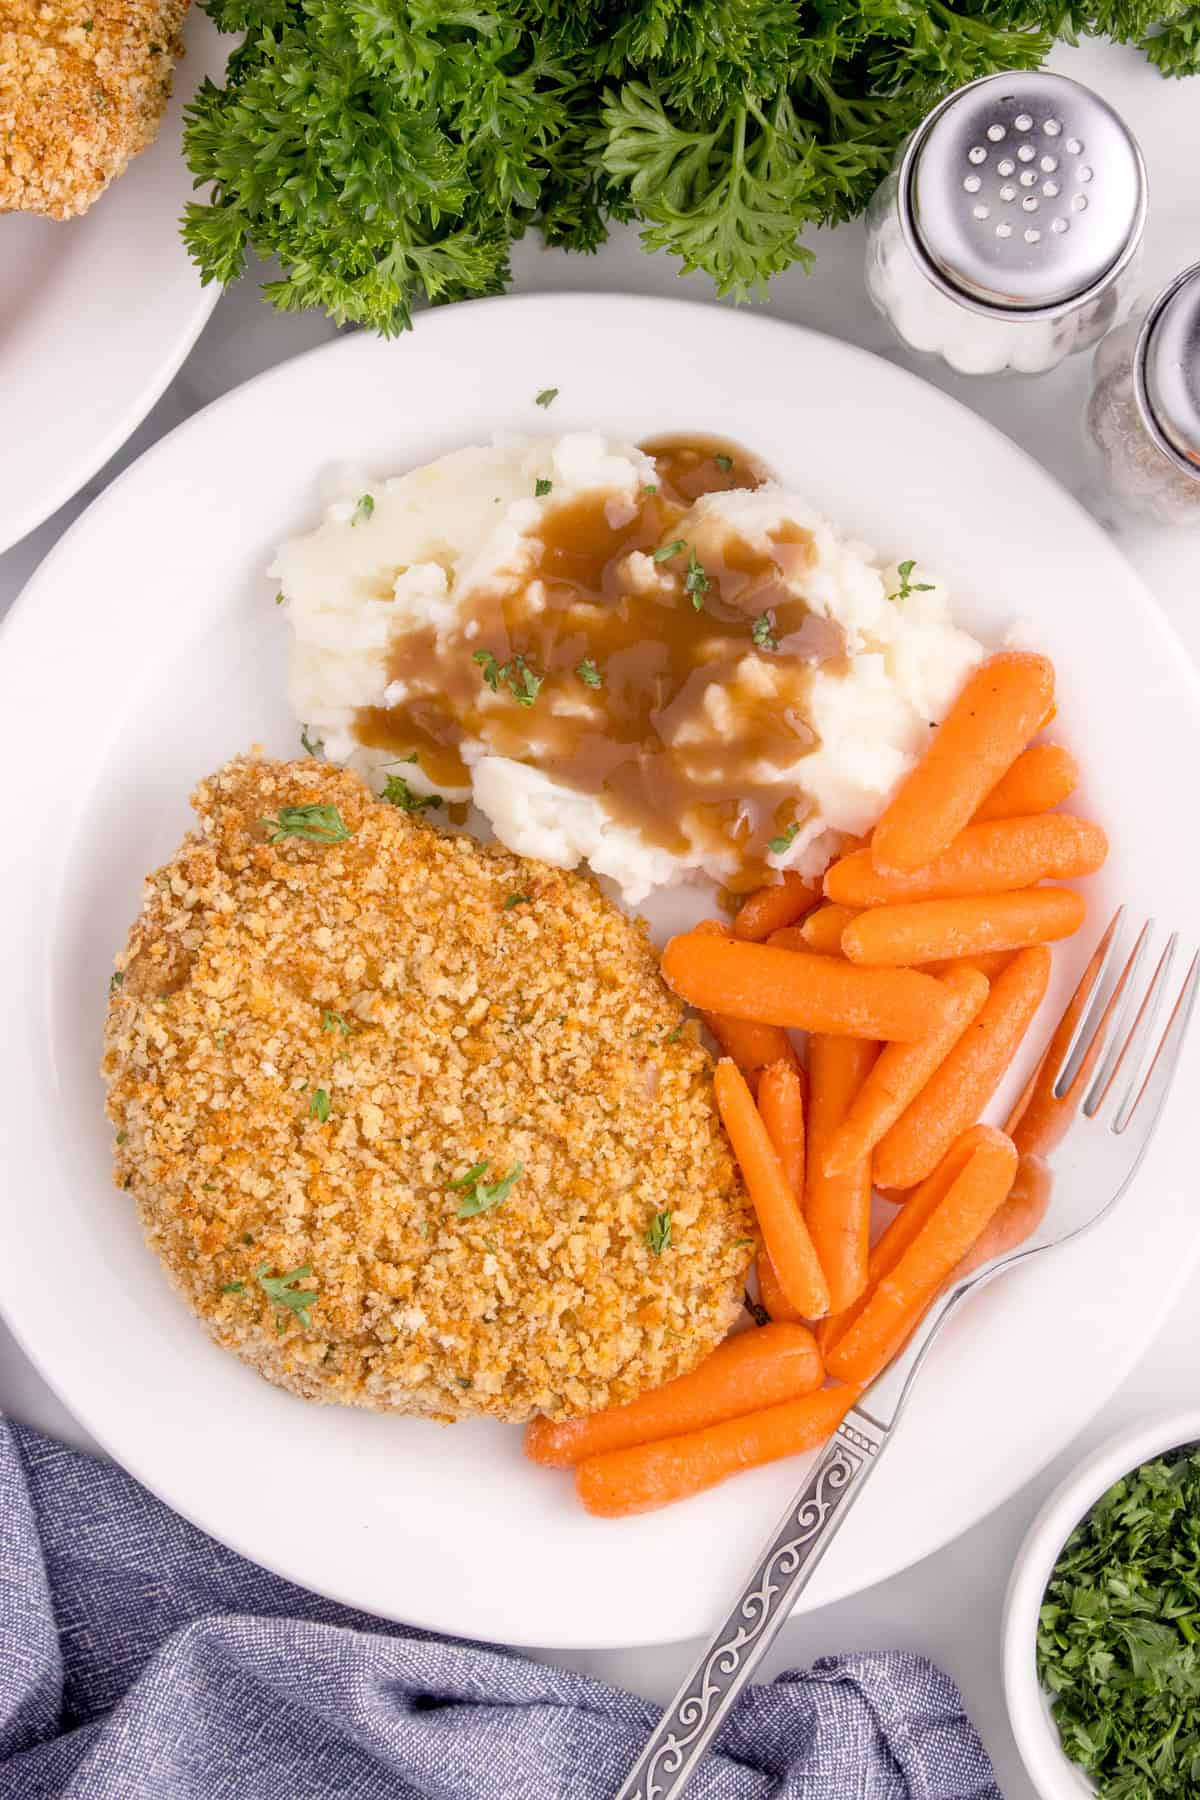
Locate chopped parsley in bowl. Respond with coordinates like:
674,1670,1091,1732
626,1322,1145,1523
1038,1446,1200,1798
1004,1410,1200,1800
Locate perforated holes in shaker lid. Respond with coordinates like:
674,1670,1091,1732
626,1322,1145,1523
1135,262,1200,478
900,71,1146,315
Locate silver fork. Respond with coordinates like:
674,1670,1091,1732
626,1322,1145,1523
615,908,1199,1800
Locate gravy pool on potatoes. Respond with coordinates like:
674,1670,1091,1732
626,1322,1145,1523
357,437,847,892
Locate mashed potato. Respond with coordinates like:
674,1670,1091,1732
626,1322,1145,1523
275,433,983,904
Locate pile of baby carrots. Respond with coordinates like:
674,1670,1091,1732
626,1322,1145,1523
526,651,1110,1518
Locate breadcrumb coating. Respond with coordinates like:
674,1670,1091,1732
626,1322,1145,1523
103,757,754,1423
1,0,189,219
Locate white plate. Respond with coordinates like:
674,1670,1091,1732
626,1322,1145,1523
0,7,227,553
2,294,1199,1651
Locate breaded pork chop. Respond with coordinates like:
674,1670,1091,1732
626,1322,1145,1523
103,757,753,1422
1,0,189,219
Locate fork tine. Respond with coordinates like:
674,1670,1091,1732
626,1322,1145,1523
1090,932,1178,1124
1047,906,1126,1100
1112,948,1199,1135
1080,919,1155,1117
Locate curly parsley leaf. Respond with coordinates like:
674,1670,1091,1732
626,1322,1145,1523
383,773,443,813
452,1159,524,1219
645,1210,672,1255
260,804,351,844
768,822,801,856
752,611,778,651
256,1262,318,1328
889,559,935,602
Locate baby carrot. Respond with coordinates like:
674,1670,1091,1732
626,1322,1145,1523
702,1013,800,1093
576,1382,861,1516
797,903,861,956
816,1125,1000,1356
714,1060,830,1320
821,966,989,1177
824,816,1107,907
826,1132,1018,1385
734,871,818,942
755,1058,810,1320
662,933,952,1042
952,1153,1052,1281
805,1036,878,1313
871,652,1056,874
843,888,1085,967
929,951,1014,982
972,743,1079,823
758,1061,806,1200
757,1250,804,1323
873,946,1051,1189
525,1321,823,1468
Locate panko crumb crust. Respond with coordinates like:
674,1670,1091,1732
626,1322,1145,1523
1,0,189,219
103,757,753,1423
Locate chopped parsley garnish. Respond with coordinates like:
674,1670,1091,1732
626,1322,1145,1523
109,971,124,994
274,591,286,606
889,559,935,602
474,648,502,691
652,539,686,564
503,893,531,910
535,387,558,408
535,477,553,497
645,1210,672,1255
351,493,375,526
382,772,443,813
260,804,351,844
768,823,801,855
731,1236,755,1248
1038,1446,1200,1800
309,1087,331,1122
300,723,321,756
576,658,602,687
752,611,778,651
684,549,709,609
321,1009,351,1036
664,1023,683,1043
642,482,659,496
714,453,733,471
256,1263,318,1327
473,648,542,707
451,1159,524,1219
221,1281,245,1294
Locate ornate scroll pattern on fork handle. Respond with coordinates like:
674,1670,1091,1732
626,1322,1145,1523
614,1410,890,1800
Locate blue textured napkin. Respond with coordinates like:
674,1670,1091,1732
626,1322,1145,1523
0,1417,1000,1798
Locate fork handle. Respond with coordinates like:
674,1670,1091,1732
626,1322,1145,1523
613,1409,889,1800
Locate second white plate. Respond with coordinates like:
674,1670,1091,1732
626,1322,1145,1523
0,7,228,552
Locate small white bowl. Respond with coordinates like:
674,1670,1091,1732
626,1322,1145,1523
1003,1406,1200,1800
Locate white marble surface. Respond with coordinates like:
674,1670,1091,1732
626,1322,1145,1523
2,35,1199,1799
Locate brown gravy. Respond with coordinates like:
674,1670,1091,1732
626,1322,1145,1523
355,435,847,889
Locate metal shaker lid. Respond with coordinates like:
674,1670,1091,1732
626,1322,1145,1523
899,71,1147,317
1135,263,1200,477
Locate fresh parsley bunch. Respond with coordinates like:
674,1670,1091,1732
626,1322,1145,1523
184,0,1200,337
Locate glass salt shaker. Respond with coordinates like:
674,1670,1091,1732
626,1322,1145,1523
865,71,1147,377
1085,263,1200,524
